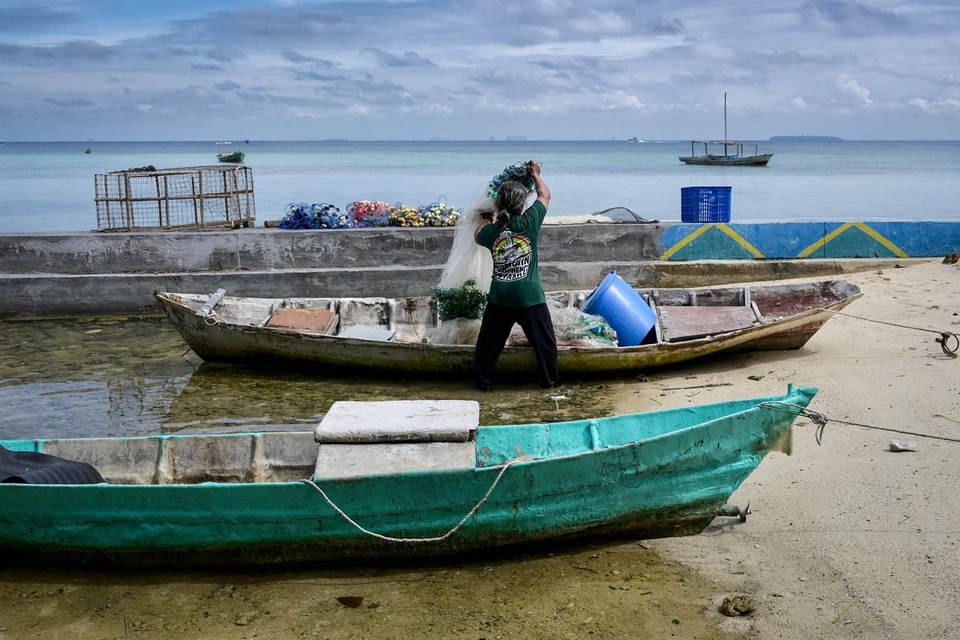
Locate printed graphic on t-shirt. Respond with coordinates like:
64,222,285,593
491,231,533,282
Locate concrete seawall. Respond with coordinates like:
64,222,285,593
1,221,957,317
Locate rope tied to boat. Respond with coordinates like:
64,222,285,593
298,459,519,543
758,401,960,446
203,312,222,326
816,309,958,358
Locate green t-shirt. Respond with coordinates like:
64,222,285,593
475,200,547,307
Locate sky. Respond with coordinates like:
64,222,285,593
0,0,958,141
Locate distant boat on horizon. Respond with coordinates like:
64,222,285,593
679,93,773,167
627,137,645,143
84,139,92,154
216,141,245,163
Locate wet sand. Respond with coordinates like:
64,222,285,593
0,541,744,640
612,260,960,638
1,259,957,638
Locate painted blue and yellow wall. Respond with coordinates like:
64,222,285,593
659,221,960,261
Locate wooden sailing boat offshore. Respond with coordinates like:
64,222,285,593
679,93,773,166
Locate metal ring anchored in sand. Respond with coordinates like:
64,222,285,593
759,401,960,446
817,309,958,358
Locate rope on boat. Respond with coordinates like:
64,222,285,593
816,308,958,357
758,401,960,447
203,312,222,326
298,460,519,543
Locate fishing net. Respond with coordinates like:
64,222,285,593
587,207,658,223
437,162,537,293
389,199,462,227
389,204,422,227
431,318,483,345
488,162,537,198
507,306,618,348
278,203,349,229
430,278,487,321
348,200,394,227
436,197,494,294
417,201,461,227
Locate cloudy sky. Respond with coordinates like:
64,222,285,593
1,0,958,140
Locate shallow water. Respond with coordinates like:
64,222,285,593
0,315,614,441
2,140,959,232
0,316,752,638
0,537,743,640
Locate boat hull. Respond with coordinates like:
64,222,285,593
679,154,773,166
157,283,860,376
217,151,245,163
0,387,815,565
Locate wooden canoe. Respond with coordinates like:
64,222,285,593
0,387,814,566
156,281,861,376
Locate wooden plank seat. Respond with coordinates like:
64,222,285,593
658,306,760,342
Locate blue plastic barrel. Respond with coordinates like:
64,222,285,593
581,271,658,347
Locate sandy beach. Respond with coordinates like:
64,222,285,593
0,259,957,639
614,258,960,638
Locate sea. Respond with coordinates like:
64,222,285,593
1,140,958,233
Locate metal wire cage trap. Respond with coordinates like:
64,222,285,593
94,165,256,231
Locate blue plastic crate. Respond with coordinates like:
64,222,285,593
681,186,731,223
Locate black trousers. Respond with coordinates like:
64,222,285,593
474,302,559,390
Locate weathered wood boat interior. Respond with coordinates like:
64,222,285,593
164,281,860,345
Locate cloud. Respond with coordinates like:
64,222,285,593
0,6,78,33
361,48,436,68
838,77,872,105
282,51,319,64
2,0,960,139
168,6,349,42
206,47,245,63
759,50,859,66
294,70,346,82
45,97,94,108
800,0,912,36
908,97,960,113
936,74,960,88
0,39,113,65
670,69,767,87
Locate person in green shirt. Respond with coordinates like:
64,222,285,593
473,161,559,390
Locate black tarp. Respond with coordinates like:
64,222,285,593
0,445,105,484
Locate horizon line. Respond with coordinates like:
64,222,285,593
3,138,960,143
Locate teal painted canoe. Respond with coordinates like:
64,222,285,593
0,386,815,566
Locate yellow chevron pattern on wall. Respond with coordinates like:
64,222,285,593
660,224,766,260
796,222,909,258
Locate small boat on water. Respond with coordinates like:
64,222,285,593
679,140,773,166
679,93,773,166
216,141,245,163
156,280,861,376
0,388,814,565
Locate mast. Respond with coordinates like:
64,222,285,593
723,92,728,157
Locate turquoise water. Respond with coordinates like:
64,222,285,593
0,140,958,232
